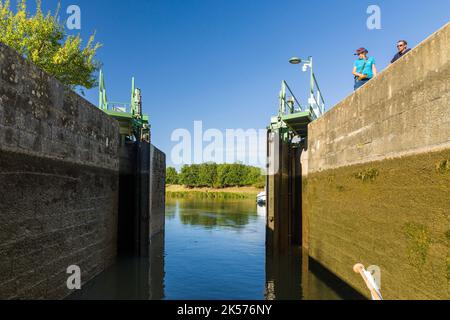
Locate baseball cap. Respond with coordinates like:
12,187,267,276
354,47,368,55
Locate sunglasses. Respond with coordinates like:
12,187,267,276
397,44,405,48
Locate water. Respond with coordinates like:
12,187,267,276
71,198,363,300
164,198,266,300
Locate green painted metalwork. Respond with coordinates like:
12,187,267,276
281,112,313,138
98,70,150,142
268,55,326,145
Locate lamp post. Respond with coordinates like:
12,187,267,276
289,56,324,118
289,55,313,106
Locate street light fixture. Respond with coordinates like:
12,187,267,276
288,55,325,118
289,57,302,65
289,56,312,71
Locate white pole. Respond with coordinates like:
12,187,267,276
353,264,383,300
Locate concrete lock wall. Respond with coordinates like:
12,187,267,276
303,23,450,299
0,42,120,299
117,142,166,257
0,41,166,299
266,131,302,255
149,145,166,241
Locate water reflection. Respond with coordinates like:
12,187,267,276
148,231,165,300
69,198,363,300
164,198,265,299
168,198,259,230
165,198,363,300
68,231,165,300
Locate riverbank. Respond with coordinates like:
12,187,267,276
166,185,264,199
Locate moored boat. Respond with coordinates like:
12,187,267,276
256,191,266,206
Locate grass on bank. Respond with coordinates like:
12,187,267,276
166,185,264,200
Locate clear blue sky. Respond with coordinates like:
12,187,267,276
38,0,449,167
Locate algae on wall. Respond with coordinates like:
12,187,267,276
304,149,450,300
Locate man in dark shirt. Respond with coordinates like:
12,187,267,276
391,40,411,63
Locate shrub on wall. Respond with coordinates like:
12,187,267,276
0,0,101,90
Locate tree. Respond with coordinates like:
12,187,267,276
176,163,266,189
0,0,101,90
179,164,200,188
198,163,217,188
226,163,246,187
216,164,232,188
244,166,264,187
166,167,179,185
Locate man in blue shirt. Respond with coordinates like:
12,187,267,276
352,47,378,91
391,40,411,64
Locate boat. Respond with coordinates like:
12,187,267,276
256,191,266,206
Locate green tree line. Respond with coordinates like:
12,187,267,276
167,163,266,189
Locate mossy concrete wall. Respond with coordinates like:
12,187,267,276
303,23,450,299
0,41,166,299
0,42,120,299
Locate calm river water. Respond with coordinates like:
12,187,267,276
71,198,363,300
